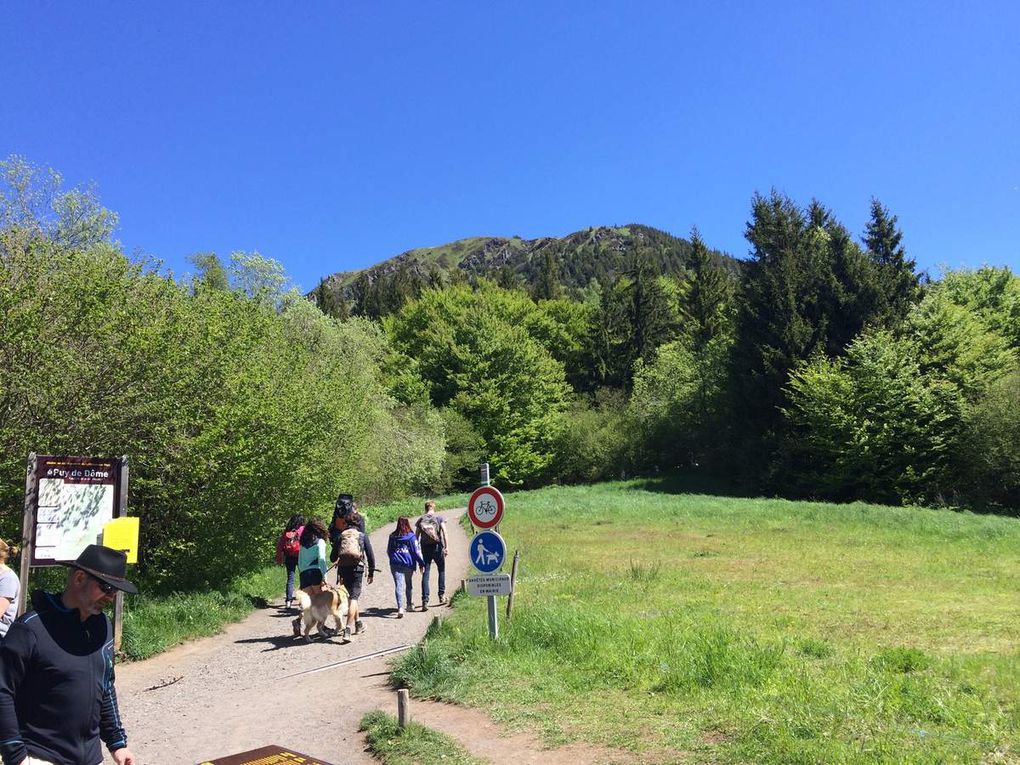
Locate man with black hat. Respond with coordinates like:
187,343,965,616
0,544,138,765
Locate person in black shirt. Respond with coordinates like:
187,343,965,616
0,544,138,765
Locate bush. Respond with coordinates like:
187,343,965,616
548,392,634,484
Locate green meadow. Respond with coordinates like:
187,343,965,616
393,480,1020,764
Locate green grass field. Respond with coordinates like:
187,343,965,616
392,480,1020,764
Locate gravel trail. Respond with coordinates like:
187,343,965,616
104,509,472,765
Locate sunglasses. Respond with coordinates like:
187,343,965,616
85,571,117,595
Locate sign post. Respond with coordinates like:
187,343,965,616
467,464,511,639
18,453,37,616
18,454,132,628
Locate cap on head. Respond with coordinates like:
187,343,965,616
67,544,138,594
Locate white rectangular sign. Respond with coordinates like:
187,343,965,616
466,573,512,597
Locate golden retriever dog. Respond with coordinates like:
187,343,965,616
294,584,349,641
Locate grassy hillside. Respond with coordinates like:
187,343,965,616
393,480,1020,764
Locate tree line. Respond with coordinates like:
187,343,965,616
2,156,1017,593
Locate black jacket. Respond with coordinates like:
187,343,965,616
0,590,128,765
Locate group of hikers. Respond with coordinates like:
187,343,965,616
275,494,449,640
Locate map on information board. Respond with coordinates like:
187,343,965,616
32,455,122,565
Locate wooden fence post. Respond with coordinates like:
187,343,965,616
506,549,520,620
397,689,410,728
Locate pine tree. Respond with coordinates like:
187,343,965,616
532,249,563,301
626,247,673,366
863,199,919,326
313,278,349,320
683,227,733,353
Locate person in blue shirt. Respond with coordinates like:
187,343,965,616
386,517,424,618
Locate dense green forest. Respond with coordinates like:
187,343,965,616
2,156,1018,592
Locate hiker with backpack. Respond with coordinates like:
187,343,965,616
387,517,425,618
329,511,375,641
292,518,329,637
415,500,448,610
275,514,305,611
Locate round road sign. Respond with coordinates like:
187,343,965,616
468,486,504,529
470,531,506,573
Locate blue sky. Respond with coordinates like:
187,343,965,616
2,1,1017,291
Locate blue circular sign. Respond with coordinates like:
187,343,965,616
470,531,506,573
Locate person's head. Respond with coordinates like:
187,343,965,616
424,500,436,515
0,538,19,565
286,514,305,532
62,544,137,621
393,517,413,536
301,518,328,546
335,493,355,517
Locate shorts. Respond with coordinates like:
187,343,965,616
337,565,364,600
299,568,324,589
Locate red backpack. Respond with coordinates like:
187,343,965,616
282,529,301,557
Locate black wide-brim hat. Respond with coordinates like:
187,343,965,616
66,544,138,594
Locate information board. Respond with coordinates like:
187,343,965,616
32,455,123,565
198,744,337,765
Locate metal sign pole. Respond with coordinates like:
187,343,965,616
487,589,499,639
478,462,499,638
112,455,129,651
18,453,37,616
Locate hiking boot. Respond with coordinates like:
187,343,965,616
397,608,404,618
354,620,366,635
342,625,352,642
291,617,301,637
421,602,429,611
438,595,447,605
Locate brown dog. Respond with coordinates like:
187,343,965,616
294,584,350,641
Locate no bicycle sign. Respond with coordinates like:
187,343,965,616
467,485,504,529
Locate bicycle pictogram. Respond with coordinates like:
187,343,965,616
476,497,497,519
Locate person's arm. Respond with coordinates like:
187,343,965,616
0,625,34,765
0,598,9,616
440,519,449,556
362,534,376,581
413,537,426,569
99,639,136,764
99,638,130,761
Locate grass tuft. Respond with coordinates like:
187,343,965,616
360,710,485,765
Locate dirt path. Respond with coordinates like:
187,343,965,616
104,509,640,765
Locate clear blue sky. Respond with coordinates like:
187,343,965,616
3,2,1017,291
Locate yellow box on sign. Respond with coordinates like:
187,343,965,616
102,517,139,564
